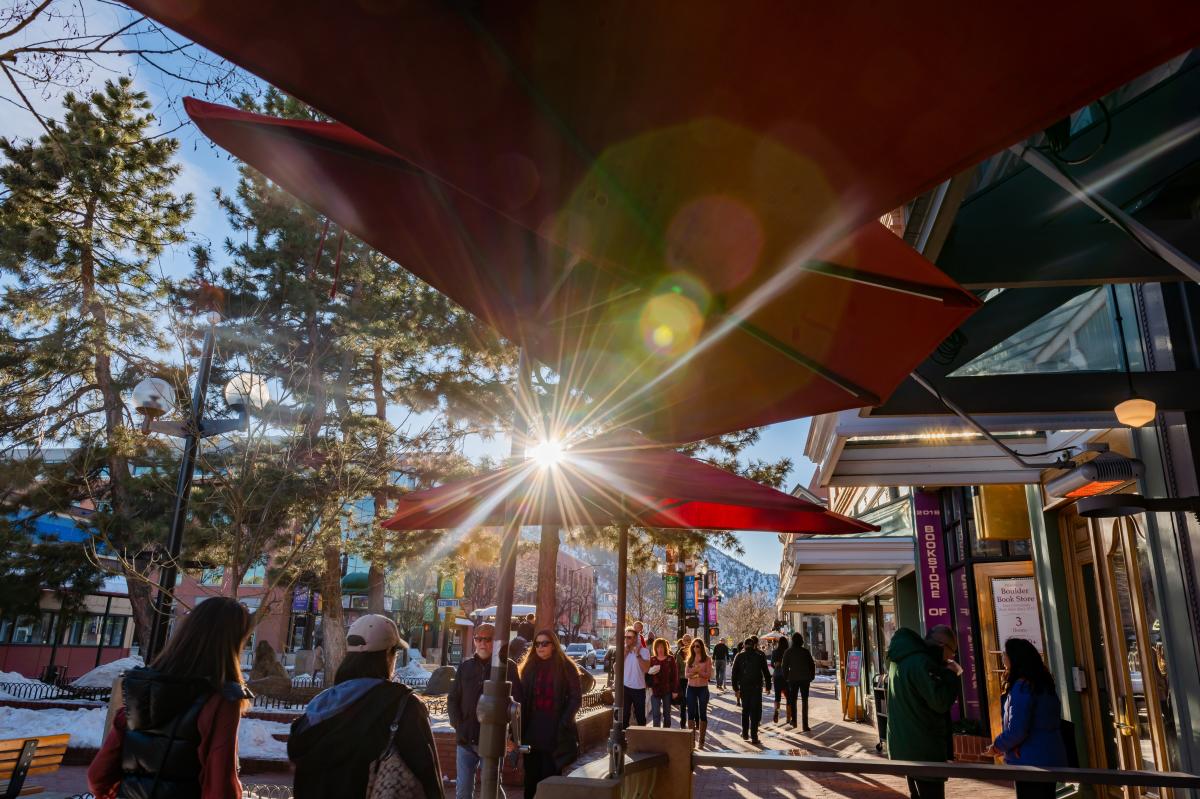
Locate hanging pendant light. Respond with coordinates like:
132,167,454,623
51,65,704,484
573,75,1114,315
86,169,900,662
1110,286,1156,428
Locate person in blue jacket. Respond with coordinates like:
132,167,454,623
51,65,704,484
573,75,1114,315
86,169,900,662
984,637,1067,799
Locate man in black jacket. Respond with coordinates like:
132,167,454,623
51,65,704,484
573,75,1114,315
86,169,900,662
447,624,523,799
730,636,772,744
712,639,731,690
781,632,816,730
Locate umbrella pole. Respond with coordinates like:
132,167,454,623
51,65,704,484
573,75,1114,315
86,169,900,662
608,522,629,776
479,351,529,799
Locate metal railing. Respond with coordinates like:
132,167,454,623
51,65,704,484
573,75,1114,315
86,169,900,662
691,752,1200,790
0,681,111,702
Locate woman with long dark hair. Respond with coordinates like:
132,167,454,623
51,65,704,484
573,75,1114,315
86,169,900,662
88,596,253,799
983,637,1068,799
685,639,713,749
289,614,442,798
518,629,582,799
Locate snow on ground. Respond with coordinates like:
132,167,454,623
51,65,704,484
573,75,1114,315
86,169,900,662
813,674,837,683
395,660,431,679
0,705,291,760
71,656,144,689
0,671,41,684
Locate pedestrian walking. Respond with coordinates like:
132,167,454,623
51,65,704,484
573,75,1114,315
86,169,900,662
289,614,443,798
518,629,583,799
712,638,730,690
646,638,678,728
885,626,962,799
730,636,771,744
88,596,253,799
685,639,713,749
983,638,1068,799
731,640,743,705
620,627,650,727
517,614,536,642
674,634,692,726
770,635,789,723
448,624,524,799
781,632,816,730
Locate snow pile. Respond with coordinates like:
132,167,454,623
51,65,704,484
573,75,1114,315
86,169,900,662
814,674,837,683
238,716,290,761
0,706,109,748
395,660,431,680
71,656,143,689
0,671,41,684
0,705,291,760
291,673,318,686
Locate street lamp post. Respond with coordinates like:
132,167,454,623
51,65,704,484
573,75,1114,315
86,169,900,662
699,562,710,647
133,311,269,662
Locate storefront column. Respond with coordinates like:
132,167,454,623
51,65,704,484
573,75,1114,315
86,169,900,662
1024,485,1089,769
895,572,920,631
1134,422,1200,777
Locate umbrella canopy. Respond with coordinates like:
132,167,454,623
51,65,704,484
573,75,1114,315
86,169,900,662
381,429,875,535
185,98,979,443
131,2,1199,249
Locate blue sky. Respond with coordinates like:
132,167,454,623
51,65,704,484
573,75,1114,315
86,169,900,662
0,10,815,575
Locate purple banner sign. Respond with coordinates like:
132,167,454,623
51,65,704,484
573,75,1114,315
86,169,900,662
913,491,952,630
953,568,982,721
707,597,718,625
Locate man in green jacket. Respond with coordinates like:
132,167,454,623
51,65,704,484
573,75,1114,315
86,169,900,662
885,625,962,799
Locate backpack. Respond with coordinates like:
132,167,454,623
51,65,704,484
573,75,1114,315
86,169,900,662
366,690,422,799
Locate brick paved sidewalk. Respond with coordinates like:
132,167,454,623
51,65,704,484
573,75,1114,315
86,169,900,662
689,682,1016,798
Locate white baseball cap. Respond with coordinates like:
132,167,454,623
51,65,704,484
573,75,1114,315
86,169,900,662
346,614,402,653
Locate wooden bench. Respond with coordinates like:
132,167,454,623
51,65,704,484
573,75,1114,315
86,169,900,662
0,735,70,798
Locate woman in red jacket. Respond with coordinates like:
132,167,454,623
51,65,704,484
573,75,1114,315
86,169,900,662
646,638,678,728
88,597,252,799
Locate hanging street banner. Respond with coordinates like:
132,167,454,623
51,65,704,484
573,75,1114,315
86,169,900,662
683,575,697,612
439,574,456,599
422,596,436,622
953,569,982,721
707,596,718,625
913,491,952,630
664,574,679,610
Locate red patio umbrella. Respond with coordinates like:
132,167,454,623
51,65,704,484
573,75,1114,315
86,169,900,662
381,428,875,535
184,98,980,444
131,2,1200,255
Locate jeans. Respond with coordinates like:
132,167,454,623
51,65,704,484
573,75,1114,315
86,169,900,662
786,679,811,727
622,686,647,728
906,778,946,799
714,659,727,689
740,689,763,739
649,693,672,727
456,744,505,799
686,685,710,723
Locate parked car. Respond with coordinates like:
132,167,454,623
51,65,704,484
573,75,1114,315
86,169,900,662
565,642,598,669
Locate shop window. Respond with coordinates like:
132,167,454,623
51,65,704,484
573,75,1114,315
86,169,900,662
11,612,55,645
199,568,225,586
101,617,128,647
243,559,268,586
0,617,12,644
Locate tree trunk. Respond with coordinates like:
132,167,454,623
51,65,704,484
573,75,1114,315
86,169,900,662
367,563,386,614
535,525,559,634
82,198,151,649
368,347,388,615
321,543,346,684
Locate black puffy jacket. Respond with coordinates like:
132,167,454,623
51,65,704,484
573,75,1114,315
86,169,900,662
119,667,230,799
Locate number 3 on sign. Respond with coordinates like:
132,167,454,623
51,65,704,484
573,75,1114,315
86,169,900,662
1015,616,1023,627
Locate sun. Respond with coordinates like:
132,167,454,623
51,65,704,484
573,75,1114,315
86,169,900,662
529,438,566,468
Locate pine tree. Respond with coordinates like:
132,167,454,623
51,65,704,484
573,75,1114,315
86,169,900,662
193,88,515,677
0,77,194,645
